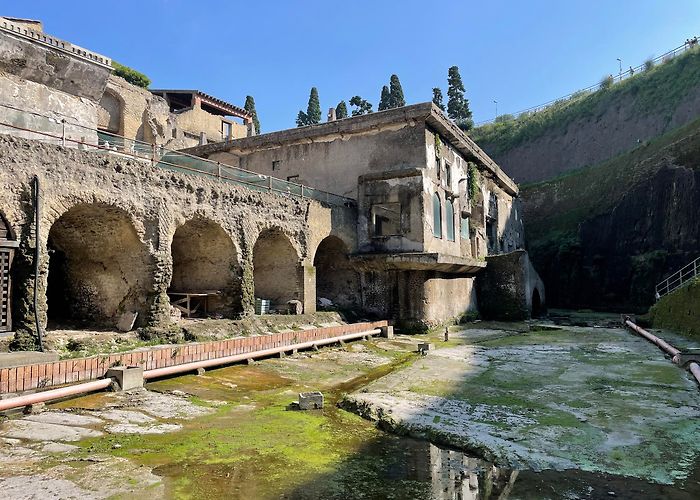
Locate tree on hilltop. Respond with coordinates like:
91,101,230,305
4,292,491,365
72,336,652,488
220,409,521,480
335,100,348,119
296,87,322,127
349,96,373,116
432,88,445,111
244,95,260,134
447,66,473,131
388,74,405,108
378,86,391,111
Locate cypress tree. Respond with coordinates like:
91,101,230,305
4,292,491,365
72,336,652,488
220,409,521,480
432,88,445,111
296,87,322,127
378,86,390,111
349,96,373,116
335,100,348,119
244,95,260,134
296,110,308,127
447,66,473,131
306,87,321,125
388,74,405,108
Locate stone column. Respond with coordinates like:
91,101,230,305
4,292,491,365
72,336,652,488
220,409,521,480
298,261,316,314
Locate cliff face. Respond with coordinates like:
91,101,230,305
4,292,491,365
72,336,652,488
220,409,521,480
473,47,700,313
472,47,700,184
528,163,700,311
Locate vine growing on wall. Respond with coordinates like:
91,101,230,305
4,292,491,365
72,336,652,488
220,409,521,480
468,162,480,206
434,133,442,156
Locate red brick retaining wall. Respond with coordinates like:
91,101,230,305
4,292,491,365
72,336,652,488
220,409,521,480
0,321,387,394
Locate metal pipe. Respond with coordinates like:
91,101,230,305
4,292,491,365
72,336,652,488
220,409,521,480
624,319,680,357
0,379,111,412
689,362,700,384
144,328,381,380
624,318,699,386
0,328,382,411
32,176,44,352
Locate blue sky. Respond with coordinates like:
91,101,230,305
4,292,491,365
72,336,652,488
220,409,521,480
4,1,700,132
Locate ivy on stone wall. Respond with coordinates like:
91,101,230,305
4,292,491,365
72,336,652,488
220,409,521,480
468,162,480,206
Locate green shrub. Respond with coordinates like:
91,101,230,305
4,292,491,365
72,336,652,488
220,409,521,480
112,61,151,88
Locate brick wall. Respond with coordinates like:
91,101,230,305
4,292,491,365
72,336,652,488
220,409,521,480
0,321,387,394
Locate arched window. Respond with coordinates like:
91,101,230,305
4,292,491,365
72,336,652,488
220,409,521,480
432,192,442,238
446,199,455,242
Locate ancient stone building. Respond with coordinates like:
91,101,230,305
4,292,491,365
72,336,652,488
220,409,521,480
0,17,544,344
187,104,545,326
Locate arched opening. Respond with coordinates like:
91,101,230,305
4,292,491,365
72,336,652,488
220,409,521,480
252,229,299,312
531,288,544,318
169,218,241,318
97,90,123,135
432,192,442,238
0,212,17,332
313,236,360,310
47,204,152,328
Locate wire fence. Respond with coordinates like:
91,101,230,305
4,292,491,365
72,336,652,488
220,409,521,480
0,102,355,208
476,37,699,127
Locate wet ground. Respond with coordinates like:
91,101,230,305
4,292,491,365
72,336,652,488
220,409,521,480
0,315,698,499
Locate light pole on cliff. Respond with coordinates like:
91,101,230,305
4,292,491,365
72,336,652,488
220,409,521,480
617,58,622,80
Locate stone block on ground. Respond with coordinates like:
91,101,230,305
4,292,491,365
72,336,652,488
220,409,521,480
106,366,144,391
117,312,138,332
287,300,303,315
298,391,324,410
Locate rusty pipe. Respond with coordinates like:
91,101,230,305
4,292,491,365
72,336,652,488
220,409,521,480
0,378,111,412
689,362,700,384
624,319,680,357
0,329,382,412
144,328,382,380
624,318,700,386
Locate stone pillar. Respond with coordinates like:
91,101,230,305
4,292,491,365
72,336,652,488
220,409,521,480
246,120,257,137
298,261,316,314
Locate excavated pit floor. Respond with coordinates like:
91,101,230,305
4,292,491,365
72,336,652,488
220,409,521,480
0,318,698,499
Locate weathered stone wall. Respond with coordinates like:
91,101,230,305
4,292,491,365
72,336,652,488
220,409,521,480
99,75,172,145
476,250,545,320
0,72,98,143
206,122,428,199
0,135,353,343
0,29,110,102
423,273,477,324
174,104,247,145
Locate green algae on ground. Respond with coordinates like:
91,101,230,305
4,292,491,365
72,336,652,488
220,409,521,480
73,341,430,499
345,325,700,484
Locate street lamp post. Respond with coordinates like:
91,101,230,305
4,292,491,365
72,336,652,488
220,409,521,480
617,58,622,79
493,100,498,119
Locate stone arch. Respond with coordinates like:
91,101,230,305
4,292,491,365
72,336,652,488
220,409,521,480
98,89,124,135
46,203,153,327
252,228,300,310
531,288,544,318
313,235,360,310
169,217,242,317
0,211,17,332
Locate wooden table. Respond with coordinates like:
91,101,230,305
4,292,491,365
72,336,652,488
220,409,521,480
168,291,221,318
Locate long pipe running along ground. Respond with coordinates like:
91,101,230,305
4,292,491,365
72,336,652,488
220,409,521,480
0,328,382,412
624,318,700,386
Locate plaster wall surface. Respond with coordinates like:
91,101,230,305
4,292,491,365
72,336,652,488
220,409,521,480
207,122,428,198
0,72,98,143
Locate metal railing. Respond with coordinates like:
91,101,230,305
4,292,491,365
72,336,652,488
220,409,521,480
656,256,700,300
476,37,699,127
0,102,355,208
